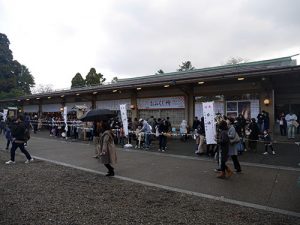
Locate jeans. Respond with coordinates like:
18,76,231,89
280,125,287,136
10,142,32,162
287,125,296,139
159,135,167,150
144,133,150,148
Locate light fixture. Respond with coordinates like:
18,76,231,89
164,84,170,88
263,98,270,106
198,81,205,84
61,95,65,98
136,87,142,90
36,97,40,100
17,100,21,102
76,93,80,96
60,107,64,111
130,104,135,110
48,96,51,99
18,109,22,113
26,99,30,101
93,91,98,95
237,77,245,81
112,89,118,93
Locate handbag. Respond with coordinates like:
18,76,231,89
229,132,240,144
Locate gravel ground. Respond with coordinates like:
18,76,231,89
0,151,299,225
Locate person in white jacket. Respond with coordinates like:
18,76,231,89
285,112,298,139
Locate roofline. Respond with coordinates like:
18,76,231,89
1,64,299,103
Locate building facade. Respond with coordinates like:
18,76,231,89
1,56,299,131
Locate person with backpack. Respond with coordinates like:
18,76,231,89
5,115,34,164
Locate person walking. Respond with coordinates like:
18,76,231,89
195,117,205,155
92,121,103,158
5,116,34,164
98,121,117,177
248,118,260,152
285,112,298,139
216,120,233,179
4,120,12,150
158,119,168,152
261,130,275,155
227,118,242,173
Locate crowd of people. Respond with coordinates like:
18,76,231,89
1,109,299,178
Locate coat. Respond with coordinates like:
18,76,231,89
228,125,238,156
99,130,117,165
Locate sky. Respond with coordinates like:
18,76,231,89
0,0,299,90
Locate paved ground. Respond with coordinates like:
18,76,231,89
1,131,300,218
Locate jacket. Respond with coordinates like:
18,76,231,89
99,130,117,165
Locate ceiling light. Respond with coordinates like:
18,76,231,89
164,85,170,88
61,95,65,98
17,100,21,102
93,91,98,94
112,90,118,93
136,87,142,90
237,77,245,81
36,97,40,100
198,81,205,84
26,99,30,101
48,96,51,99
76,93,80,96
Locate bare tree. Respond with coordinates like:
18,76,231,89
31,84,54,94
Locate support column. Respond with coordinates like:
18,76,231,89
131,91,138,119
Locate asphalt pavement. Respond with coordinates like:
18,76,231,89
1,131,299,218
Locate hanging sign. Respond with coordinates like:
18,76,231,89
63,106,68,133
203,101,217,145
120,104,129,136
137,96,185,109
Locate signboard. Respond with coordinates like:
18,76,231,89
96,99,131,110
63,106,68,133
137,96,185,109
203,101,217,145
120,104,129,136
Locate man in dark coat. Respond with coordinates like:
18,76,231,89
5,115,33,164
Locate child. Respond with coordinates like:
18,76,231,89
262,130,275,155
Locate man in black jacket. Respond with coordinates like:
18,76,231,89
5,115,33,164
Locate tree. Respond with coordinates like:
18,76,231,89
111,76,118,83
85,68,106,86
224,57,248,65
0,33,35,99
177,61,195,71
156,69,164,74
71,73,85,88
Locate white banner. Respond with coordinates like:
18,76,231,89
137,96,185,109
3,109,8,121
63,106,68,133
120,104,129,136
203,101,217,145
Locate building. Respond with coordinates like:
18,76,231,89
1,55,299,131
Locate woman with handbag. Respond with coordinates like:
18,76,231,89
227,118,242,173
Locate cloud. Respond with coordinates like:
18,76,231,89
0,0,299,88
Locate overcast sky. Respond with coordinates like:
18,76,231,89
0,0,299,90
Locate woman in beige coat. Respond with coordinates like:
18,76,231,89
99,121,117,176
